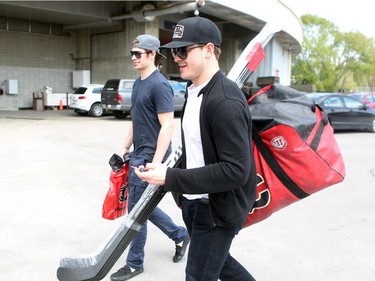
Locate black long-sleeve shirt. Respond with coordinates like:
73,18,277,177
164,71,257,227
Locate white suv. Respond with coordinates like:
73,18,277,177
70,84,105,117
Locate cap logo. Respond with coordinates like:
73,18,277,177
173,24,184,39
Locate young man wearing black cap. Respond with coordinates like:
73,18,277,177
110,34,190,281
135,18,257,281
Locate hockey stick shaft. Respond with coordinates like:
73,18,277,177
227,23,280,87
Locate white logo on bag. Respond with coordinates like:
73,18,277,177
173,24,184,39
271,136,287,150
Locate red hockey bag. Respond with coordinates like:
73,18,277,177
244,84,345,227
102,153,130,220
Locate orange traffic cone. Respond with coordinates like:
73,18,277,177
59,100,63,110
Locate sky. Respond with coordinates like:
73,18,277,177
282,0,374,39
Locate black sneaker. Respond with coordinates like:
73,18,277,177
173,236,190,263
110,265,144,281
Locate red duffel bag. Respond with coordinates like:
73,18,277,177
102,153,130,220
244,84,346,227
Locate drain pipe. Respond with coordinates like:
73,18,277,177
64,1,205,30
111,1,205,22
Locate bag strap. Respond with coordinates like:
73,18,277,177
247,84,273,104
252,125,310,199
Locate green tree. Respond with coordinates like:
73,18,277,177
292,14,375,92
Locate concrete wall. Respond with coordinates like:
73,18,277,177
254,37,292,86
0,15,163,110
72,19,161,85
0,31,75,109
91,19,160,83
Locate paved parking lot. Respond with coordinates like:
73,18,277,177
0,109,374,281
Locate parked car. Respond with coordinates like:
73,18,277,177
70,84,104,117
348,93,375,109
306,93,375,133
169,80,186,112
101,79,135,119
101,79,186,119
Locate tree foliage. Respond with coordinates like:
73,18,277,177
292,14,375,92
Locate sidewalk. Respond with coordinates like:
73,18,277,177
0,108,78,119
0,110,374,281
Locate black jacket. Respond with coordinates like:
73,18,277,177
164,71,257,227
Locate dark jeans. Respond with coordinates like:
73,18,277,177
126,183,188,269
181,197,256,281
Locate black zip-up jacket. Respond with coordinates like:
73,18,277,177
164,71,257,227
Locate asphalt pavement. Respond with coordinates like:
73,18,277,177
0,109,374,281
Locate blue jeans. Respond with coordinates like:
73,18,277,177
126,183,188,269
181,197,256,281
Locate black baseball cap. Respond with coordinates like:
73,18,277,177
161,17,221,49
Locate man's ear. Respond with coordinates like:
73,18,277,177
205,43,215,57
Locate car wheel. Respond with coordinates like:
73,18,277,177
370,118,375,133
90,103,103,117
113,111,128,119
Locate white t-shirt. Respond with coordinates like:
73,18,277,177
182,81,209,200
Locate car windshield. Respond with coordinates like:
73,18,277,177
92,87,103,93
306,93,332,102
343,97,364,109
170,82,186,92
104,80,120,89
73,87,87,94
322,96,344,107
364,95,375,102
350,94,362,99
122,81,134,90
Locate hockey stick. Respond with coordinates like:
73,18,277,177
57,23,280,281
227,23,280,88
57,146,182,281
